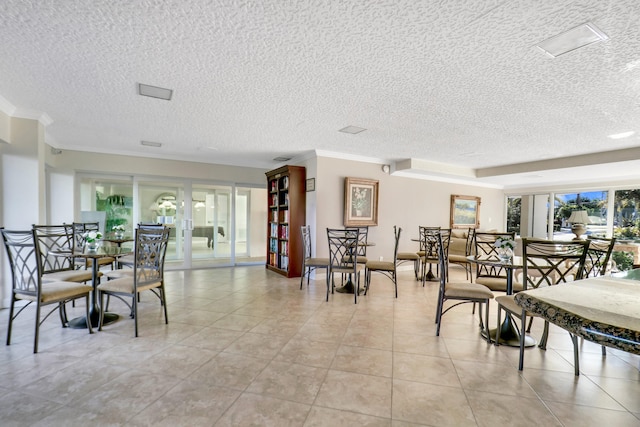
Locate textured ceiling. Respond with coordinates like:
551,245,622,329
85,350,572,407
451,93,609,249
1,0,640,188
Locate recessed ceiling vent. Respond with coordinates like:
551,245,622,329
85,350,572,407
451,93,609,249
339,125,367,134
536,22,609,58
138,83,173,100
273,156,292,162
141,140,162,148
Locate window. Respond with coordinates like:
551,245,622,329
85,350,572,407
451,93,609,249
553,191,608,240
506,196,521,235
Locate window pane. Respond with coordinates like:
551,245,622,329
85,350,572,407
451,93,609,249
506,196,521,234
553,191,608,240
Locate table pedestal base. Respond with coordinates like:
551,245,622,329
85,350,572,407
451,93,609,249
335,281,364,295
69,311,119,329
483,316,536,347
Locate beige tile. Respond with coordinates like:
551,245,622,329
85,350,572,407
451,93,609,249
128,379,241,426
73,371,182,424
210,313,266,331
0,391,62,425
452,359,537,397
188,351,270,390
315,370,392,418
392,379,476,426
214,393,310,426
275,337,340,368
224,332,291,359
523,369,627,410
465,389,562,427
178,326,244,351
247,360,327,404
393,352,461,387
304,406,391,426
589,375,640,412
546,401,640,427
331,345,393,377
392,332,450,358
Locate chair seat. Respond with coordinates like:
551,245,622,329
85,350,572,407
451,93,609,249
105,269,134,280
445,282,494,299
98,276,161,294
365,260,395,271
475,276,523,292
448,254,469,263
17,281,92,303
42,270,97,283
331,264,364,274
305,257,329,267
495,294,537,317
397,252,419,261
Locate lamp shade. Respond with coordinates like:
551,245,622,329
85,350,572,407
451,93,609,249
568,210,589,224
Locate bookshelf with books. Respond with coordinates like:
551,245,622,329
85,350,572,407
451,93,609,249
265,165,306,277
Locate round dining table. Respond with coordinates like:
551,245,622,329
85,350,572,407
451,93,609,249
54,245,133,329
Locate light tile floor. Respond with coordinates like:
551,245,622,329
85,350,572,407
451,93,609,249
0,266,639,426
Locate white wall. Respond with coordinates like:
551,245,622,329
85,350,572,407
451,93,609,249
313,156,506,260
48,169,74,224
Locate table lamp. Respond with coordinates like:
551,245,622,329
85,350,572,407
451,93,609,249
568,210,589,240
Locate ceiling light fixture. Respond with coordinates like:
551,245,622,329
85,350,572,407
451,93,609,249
141,140,162,148
536,22,609,58
138,83,173,100
273,156,292,162
608,131,635,139
339,126,367,134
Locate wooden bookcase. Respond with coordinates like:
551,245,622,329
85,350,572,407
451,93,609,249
266,165,306,277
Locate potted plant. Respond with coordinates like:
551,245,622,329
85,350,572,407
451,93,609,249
84,230,103,251
494,237,515,262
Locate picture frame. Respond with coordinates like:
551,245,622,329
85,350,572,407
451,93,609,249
450,194,481,229
344,177,379,226
306,178,315,192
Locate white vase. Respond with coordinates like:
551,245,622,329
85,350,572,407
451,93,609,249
86,240,100,252
497,247,513,262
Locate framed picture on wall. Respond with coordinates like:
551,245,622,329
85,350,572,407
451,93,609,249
344,177,379,226
450,194,481,229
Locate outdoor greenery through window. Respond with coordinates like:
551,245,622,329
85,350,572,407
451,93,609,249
506,196,521,235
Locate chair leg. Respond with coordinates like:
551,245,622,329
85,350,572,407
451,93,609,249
34,302,42,354
161,286,169,325
484,302,492,343
85,295,93,334
6,297,16,346
98,292,105,331
300,266,305,289
518,311,526,371
570,333,580,376
601,345,606,356
495,306,503,346
538,321,550,350
133,291,139,337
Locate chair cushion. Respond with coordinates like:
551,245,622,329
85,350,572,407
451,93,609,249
448,254,469,263
98,276,161,294
365,260,395,271
397,252,419,260
87,257,115,267
445,282,494,299
475,277,523,292
495,294,538,317
305,257,330,267
105,269,134,280
42,270,97,283
17,281,91,303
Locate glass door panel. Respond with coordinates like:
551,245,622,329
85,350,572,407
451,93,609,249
235,186,267,264
191,184,233,268
138,181,185,268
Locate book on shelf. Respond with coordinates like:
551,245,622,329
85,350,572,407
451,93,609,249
270,180,277,192
280,240,288,256
271,194,277,206
281,176,289,190
280,210,289,223
280,255,289,271
269,238,278,253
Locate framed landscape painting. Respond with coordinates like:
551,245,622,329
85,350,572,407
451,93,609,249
344,177,379,226
450,194,480,229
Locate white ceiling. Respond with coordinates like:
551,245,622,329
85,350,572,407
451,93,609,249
1,0,640,189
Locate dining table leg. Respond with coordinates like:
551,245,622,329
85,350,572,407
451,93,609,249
68,258,119,329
